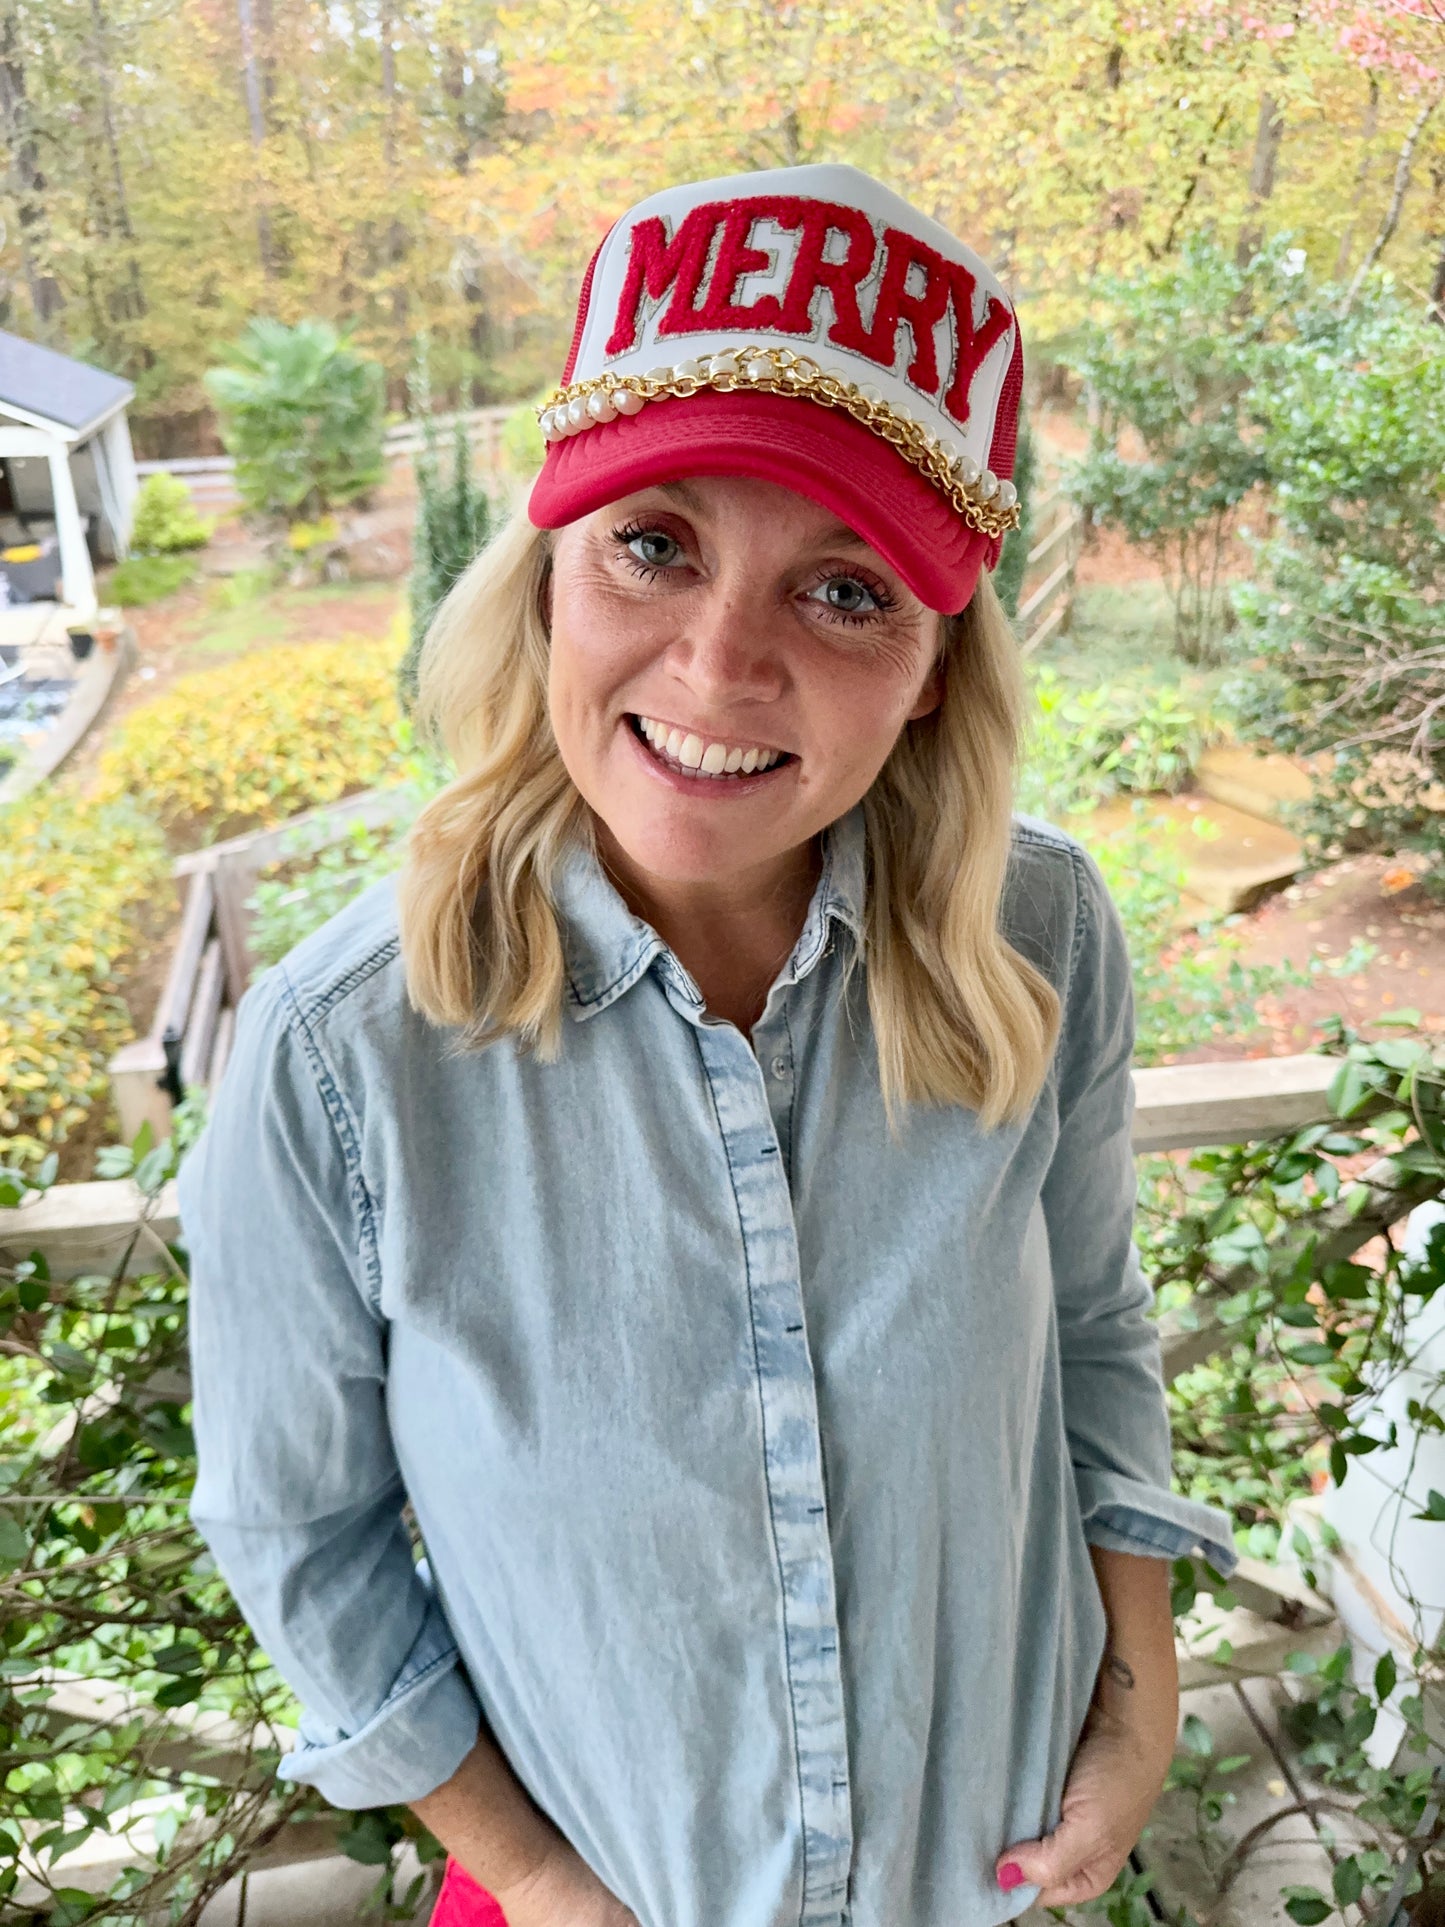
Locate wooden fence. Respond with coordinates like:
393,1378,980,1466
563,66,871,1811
134,405,520,512
1016,483,1084,653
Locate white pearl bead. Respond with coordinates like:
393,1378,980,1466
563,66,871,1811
708,352,739,379
645,365,673,384
587,390,618,423
977,469,999,501
744,355,775,381
938,436,961,468
672,358,702,381
892,403,914,426
955,454,981,486
858,383,883,405
613,387,645,416
996,478,1018,510
538,408,557,439
566,397,589,432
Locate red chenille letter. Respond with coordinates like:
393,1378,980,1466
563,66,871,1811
941,264,1014,428
775,199,878,353
692,200,784,331
605,204,727,354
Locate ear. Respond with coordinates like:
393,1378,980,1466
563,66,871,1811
907,656,944,723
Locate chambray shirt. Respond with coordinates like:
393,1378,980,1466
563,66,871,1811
177,802,1237,1927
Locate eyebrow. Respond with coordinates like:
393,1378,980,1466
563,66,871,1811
653,482,873,555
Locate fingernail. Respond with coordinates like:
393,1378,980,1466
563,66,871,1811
997,1863,1025,1891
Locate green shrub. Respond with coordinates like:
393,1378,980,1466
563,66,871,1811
0,783,169,1169
500,399,545,477
208,562,277,610
1226,285,1445,883
0,1143,446,1922
247,755,446,972
994,412,1036,622
109,552,198,606
400,411,492,714
1021,665,1217,815
95,632,409,838
1061,235,1304,662
203,317,386,523
129,472,215,553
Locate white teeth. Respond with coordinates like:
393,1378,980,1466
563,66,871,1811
635,717,786,777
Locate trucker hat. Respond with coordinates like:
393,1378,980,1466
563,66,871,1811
527,163,1023,615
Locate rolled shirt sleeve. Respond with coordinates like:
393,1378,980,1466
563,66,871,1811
177,965,484,1810
1041,842,1239,1579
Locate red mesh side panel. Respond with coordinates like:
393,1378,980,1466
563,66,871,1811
561,228,613,385
985,318,1025,481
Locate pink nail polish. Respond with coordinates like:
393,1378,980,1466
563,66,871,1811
997,1863,1025,1891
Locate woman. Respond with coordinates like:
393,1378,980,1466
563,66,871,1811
177,163,1237,1927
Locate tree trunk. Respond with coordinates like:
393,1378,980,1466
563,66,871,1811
1236,92,1282,265
88,0,148,322
0,5,65,328
1345,82,1445,311
235,0,275,280
1334,75,1380,280
380,0,409,335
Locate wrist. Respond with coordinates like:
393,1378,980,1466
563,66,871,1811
1087,1647,1179,1760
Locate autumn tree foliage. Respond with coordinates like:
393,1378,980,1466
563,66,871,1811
1,0,1442,448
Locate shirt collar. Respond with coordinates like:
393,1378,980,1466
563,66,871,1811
557,803,867,1023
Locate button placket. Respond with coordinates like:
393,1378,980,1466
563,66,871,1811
693,1021,853,1926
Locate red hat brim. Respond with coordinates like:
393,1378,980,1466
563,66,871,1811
527,389,992,615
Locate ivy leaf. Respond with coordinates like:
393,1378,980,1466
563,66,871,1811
1375,1651,1397,1702
1179,1713,1214,1756
1284,1888,1332,1924
153,1675,203,1709
0,1513,30,1573
1411,1489,1445,1522
1332,1858,1364,1906
1328,1059,1372,1118
336,1811,398,1865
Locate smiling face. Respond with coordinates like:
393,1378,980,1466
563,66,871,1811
546,474,945,901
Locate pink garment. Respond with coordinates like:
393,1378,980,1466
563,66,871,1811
429,1855,509,1926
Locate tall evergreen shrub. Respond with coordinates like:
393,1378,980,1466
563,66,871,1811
994,413,1036,622
399,351,492,715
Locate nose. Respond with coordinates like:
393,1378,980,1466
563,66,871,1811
667,581,786,708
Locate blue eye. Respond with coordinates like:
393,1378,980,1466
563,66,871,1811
807,576,880,616
626,530,682,569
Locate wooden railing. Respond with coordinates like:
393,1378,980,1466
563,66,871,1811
107,787,421,1144
5,1043,1428,1895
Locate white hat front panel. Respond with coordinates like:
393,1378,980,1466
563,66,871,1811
571,164,1018,474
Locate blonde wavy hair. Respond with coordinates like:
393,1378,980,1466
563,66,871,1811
396,505,1061,1133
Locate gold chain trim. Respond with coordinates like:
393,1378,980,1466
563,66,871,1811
537,345,1021,542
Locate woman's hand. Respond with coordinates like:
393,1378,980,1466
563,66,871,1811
492,1833,642,1927
993,1694,1174,1908
994,1545,1180,1909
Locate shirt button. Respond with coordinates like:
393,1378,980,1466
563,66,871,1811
769,1054,789,1080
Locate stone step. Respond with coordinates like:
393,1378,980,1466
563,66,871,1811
1066,791,1304,915
1194,743,1315,825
